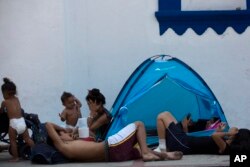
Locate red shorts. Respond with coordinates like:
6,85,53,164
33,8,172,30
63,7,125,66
105,123,141,162
80,136,95,142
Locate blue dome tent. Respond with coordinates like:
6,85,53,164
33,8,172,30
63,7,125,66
105,55,228,146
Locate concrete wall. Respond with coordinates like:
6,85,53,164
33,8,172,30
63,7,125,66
0,0,249,128
0,0,65,123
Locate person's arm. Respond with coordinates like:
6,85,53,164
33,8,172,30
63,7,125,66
0,101,5,113
212,131,231,153
226,127,238,145
87,111,98,127
76,107,82,118
74,97,82,108
59,131,75,141
45,122,65,149
212,124,236,154
48,122,75,139
72,95,82,118
88,113,110,131
59,110,67,122
49,122,68,132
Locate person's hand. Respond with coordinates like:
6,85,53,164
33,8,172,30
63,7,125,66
72,133,79,140
184,114,192,125
59,131,74,141
87,116,94,127
182,115,192,132
216,122,227,132
72,97,77,105
65,128,73,133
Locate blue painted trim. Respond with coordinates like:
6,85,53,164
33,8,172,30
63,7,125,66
156,0,250,35
159,0,180,11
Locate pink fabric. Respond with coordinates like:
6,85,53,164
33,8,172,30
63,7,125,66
206,120,221,130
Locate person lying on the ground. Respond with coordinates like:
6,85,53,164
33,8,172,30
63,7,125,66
181,114,222,133
156,111,250,155
45,121,183,162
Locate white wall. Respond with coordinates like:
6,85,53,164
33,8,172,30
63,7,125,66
0,0,65,123
160,29,250,129
0,0,249,128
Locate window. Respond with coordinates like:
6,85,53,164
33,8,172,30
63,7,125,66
155,0,250,35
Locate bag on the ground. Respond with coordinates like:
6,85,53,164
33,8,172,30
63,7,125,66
31,143,69,164
32,123,49,144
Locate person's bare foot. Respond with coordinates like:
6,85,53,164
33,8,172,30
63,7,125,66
142,152,160,161
8,157,19,162
162,151,183,160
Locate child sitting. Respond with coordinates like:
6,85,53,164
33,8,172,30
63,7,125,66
59,92,82,130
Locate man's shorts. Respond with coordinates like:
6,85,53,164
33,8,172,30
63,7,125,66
105,123,141,162
166,122,191,154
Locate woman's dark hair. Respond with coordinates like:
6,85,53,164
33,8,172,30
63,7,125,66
230,129,250,154
61,92,73,104
1,78,17,95
86,88,106,105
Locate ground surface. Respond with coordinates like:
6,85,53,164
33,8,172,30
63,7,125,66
0,149,229,167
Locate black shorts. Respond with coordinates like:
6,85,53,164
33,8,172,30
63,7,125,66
166,122,191,154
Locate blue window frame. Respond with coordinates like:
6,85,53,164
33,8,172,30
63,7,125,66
155,0,250,35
